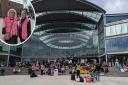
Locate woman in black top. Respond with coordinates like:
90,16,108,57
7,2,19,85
19,9,31,42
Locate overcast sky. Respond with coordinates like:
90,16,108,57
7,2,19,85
88,0,128,14
11,0,128,14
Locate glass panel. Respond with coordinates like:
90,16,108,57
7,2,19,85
106,22,128,36
110,25,116,36
121,23,128,34
106,27,111,36
36,11,103,23
0,42,9,53
35,23,96,33
22,31,99,58
116,24,122,35
106,36,128,52
10,46,22,56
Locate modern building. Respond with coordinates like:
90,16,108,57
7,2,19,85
0,0,128,66
105,13,128,66
0,43,22,67
23,0,106,63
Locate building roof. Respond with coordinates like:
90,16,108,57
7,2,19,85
32,0,106,13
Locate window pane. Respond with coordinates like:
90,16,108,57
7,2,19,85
116,24,122,35
110,26,116,36
121,23,127,34
106,27,111,36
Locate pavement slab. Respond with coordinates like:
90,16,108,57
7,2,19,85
0,75,128,85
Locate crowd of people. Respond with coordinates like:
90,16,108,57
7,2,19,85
70,62,105,82
0,58,128,83
9,60,106,83
1,59,128,83
3,61,67,76
9,60,109,80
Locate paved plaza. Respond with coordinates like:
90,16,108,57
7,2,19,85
0,75,128,85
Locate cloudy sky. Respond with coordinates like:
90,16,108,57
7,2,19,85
11,0,128,14
88,0,128,14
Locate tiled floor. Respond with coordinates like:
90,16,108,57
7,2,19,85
0,75,128,85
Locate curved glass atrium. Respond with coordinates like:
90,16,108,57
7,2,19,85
22,0,106,59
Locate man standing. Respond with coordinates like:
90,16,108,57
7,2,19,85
95,63,101,81
76,63,81,78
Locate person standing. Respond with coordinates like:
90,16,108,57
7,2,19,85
61,65,65,74
76,63,81,78
95,63,101,81
19,9,31,42
30,64,37,77
2,9,19,44
41,64,45,75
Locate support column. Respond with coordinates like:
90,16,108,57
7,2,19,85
105,54,108,64
99,56,101,64
21,46,23,62
7,46,10,67
1,0,9,17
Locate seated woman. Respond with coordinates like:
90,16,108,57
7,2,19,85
2,9,19,44
19,9,31,42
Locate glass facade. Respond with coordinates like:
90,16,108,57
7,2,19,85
106,36,128,53
10,46,22,56
106,14,128,23
106,22,128,36
105,14,128,54
0,42,22,66
30,0,105,59
0,42,9,53
37,11,102,23
22,31,99,59
98,17,105,55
